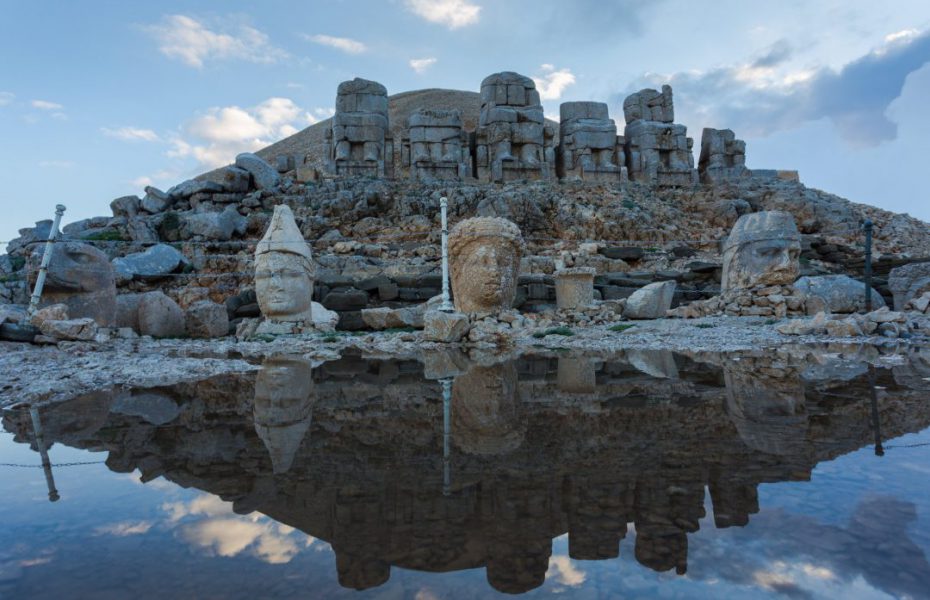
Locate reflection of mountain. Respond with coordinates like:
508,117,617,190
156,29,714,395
4,349,930,595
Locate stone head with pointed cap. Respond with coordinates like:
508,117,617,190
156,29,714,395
722,210,801,291
253,355,315,474
254,205,315,323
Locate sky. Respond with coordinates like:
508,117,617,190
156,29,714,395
1,0,930,247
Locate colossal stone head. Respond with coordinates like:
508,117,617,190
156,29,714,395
254,205,315,324
253,355,315,474
721,211,801,291
449,217,524,314
34,241,117,326
452,361,524,456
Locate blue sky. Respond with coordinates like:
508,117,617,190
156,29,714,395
2,0,930,246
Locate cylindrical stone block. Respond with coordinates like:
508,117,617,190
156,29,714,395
554,267,596,310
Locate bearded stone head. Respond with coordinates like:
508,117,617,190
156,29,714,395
721,211,801,291
448,217,524,314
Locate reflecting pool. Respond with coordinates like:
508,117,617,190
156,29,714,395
2,347,929,598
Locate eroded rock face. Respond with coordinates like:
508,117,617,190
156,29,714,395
254,205,315,325
449,217,524,314
33,242,117,327
889,263,930,310
794,275,885,313
253,356,315,474
722,211,801,291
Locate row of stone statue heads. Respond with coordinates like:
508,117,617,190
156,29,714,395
321,72,748,185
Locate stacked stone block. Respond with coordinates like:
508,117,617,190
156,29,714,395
557,102,626,183
401,109,470,181
622,85,697,186
698,128,748,184
325,78,393,178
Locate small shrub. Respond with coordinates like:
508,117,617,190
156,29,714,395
694,323,715,329
622,200,637,210
322,334,339,343
532,326,574,339
609,323,636,333
10,256,26,272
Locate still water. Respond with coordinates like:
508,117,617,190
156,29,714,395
1,347,929,599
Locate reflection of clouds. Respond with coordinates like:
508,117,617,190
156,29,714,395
162,493,315,565
94,521,153,536
545,555,586,587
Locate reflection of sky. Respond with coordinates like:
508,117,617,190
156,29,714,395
1,425,928,598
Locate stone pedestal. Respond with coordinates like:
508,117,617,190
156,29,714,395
554,267,595,310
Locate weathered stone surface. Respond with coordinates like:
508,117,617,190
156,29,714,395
327,78,391,177
888,262,930,310
623,85,674,124
777,312,829,335
554,267,595,310
141,186,172,213
218,166,251,193
449,217,524,314
167,179,223,199
255,205,315,326
32,242,117,327
403,109,469,181
137,291,185,338
423,310,469,343
29,303,69,327
722,211,800,291
235,153,280,191
311,302,339,331
624,281,676,319
793,275,885,313
184,300,229,338
906,291,930,313
112,244,187,283
38,317,98,341
110,195,141,219
253,356,315,474
699,128,748,184
360,304,425,330
183,205,247,240
558,101,622,182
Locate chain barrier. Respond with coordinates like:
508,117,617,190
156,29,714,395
0,460,106,468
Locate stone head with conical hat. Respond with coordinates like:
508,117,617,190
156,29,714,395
722,210,801,291
449,217,524,314
253,355,315,474
254,205,315,324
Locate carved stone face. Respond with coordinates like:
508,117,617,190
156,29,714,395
724,362,808,456
255,253,314,322
449,218,523,314
452,362,524,456
253,356,315,474
36,242,116,326
721,211,801,291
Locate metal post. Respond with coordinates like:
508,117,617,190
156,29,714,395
439,197,454,312
30,406,60,502
27,204,67,319
863,219,873,313
441,378,452,496
867,365,884,457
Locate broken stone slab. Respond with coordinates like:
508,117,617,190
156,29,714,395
182,205,247,240
793,274,885,314
219,166,251,193
166,179,224,199
235,153,280,191
777,311,829,335
184,300,229,338
112,244,188,283
117,291,185,337
866,306,906,323
424,310,469,343
624,280,676,319
141,186,172,214
906,292,930,313
38,317,98,341
361,304,426,330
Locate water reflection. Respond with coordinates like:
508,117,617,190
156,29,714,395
4,347,930,596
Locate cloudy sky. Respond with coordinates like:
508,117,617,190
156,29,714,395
2,0,929,245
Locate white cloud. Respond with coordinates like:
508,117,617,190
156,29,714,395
31,99,63,110
144,14,288,69
168,97,313,169
532,64,576,100
304,34,367,54
404,0,481,29
102,126,161,142
95,521,154,536
545,555,586,587
0,92,13,106
38,160,74,168
409,57,437,74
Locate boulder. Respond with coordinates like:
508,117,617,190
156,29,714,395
112,244,188,283
888,262,930,310
38,317,98,341
29,303,69,327
218,166,251,193
906,292,930,313
424,310,469,343
138,292,185,338
184,301,229,338
777,312,829,335
625,281,676,319
793,275,885,313
183,205,247,240
141,186,172,213
311,302,339,331
825,318,863,337
235,153,280,191
361,304,427,330
110,195,141,219
167,179,224,199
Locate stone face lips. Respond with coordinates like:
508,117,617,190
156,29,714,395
449,217,524,314
722,211,801,291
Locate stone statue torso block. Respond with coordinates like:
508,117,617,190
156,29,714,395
622,85,697,186
402,109,470,181
326,78,392,178
557,101,624,182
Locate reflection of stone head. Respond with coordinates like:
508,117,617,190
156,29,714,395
452,361,524,455
336,552,391,591
486,539,551,594
254,205,315,323
35,241,116,325
634,528,688,575
253,356,315,474
449,217,524,313
724,363,808,456
722,211,800,291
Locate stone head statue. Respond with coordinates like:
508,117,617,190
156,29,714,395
254,205,315,324
34,241,117,326
722,211,801,291
452,361,524,456
253,355,315,474
449,217,524,314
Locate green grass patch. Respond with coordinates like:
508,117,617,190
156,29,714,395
694,323,715,329
322,334,339,343
10,256,25,271
622,200,637,210
532,326,574,339
383,326,417,334
609,323,636,333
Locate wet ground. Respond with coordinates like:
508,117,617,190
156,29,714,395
1,347,929,598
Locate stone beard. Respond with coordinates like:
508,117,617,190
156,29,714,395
254,252,314,323
721,211,801,291
449,217,524,314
